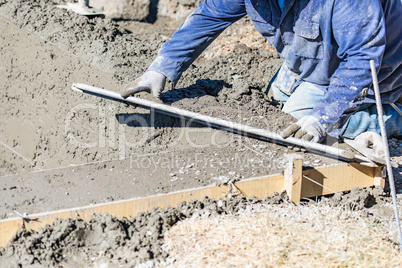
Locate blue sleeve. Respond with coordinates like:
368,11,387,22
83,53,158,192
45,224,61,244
310,0,386,136
148,0,246,82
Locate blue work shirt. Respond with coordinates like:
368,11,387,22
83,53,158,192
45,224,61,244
148,0,402,136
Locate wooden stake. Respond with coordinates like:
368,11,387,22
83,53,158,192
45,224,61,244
283,155,303,205
373,166,385,188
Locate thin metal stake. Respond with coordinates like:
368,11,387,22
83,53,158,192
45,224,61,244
370,59,402,250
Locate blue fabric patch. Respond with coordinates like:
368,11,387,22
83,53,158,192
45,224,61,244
278,0,284,11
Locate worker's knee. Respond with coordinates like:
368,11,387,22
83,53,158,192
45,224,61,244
270,83,290,103
267,63,326,119
282,82,326,119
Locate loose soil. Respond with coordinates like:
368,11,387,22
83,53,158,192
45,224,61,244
0,195,288,267
164,195,402,267
0,0,401,267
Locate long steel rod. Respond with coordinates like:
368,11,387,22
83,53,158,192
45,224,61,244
370,60,402,250
72,83,372,164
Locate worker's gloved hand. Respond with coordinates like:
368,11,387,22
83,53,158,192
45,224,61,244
121,71,166,99
354,132,385,159
281,115,326,143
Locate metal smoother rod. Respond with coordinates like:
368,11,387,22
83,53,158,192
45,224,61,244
72,83,371,163
370,60,402,250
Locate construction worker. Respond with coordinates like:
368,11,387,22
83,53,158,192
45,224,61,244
127,0,402,155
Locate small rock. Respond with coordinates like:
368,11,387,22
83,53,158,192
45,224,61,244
186,163,194,168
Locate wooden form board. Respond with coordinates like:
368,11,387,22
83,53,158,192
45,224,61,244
0,162,383,247
283,155,303,205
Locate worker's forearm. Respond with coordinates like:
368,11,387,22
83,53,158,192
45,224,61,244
311,59,381,136
148,0,246,82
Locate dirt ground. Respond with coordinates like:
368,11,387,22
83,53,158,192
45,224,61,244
0,0,401,267
0,0,340,218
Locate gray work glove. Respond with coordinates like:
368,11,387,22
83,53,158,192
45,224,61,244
354,132,385,160
121,71,166,99
281,115,326,143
